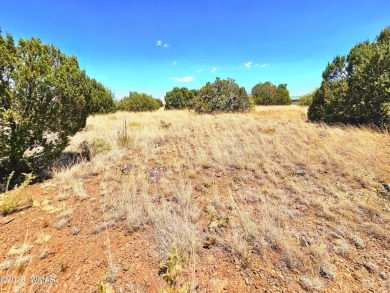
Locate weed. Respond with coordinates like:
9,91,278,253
160,120,172,129
55,217,69,230
117,118,133,148
7,244,33,256
15,255,31,273
0,173,34,215
159,247,184,286
300,275,324,291
128,121,142,128
333,239,350,256
92,138,112,155
35,232,51,244
0,260,14,271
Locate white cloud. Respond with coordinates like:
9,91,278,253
173,76,194,82
173,61,177,66
163,43,169,48
253,63,270,68
210,68,217,73
197,69,202,73
245,61,253,68
156,40,162,46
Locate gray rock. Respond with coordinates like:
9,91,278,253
149,170,163,183
120,164,133,175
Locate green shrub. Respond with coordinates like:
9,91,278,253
86,78,116,115
251,82,292,105
118,92,161,112
308,26,390,128
194,78,252,113
164,87,197,110
297,91,315,106
0,33,91,182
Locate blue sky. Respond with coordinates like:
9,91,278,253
1,1,389,100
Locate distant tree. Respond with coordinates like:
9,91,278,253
276,83,291,105
118,92,161,112
297,91,316,106
251,82,291,105
164,87,197,110
194,78,252,113
0,34,91,181
308,26,390,128
86,77,116,115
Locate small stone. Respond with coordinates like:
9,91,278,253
149,170,163,183
120,164,133,174
299,235,309,247
192,278,200,290
195,183,206,192
320,263,336,279
209,278,228,292
296,169,306,176
379,271,388,280
381,183,390,192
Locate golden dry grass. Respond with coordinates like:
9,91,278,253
50,105,390,291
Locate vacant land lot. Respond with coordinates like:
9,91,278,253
1,106,389,292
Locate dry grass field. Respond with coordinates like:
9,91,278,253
0,106,389,292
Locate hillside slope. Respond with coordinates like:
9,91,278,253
1,106,389,292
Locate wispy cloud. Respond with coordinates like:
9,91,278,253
173,76,193,82
210,68,217,73
255,63,270,68
197,69,202,73
156,40,169,48
245,61,253,68
173,61,177,66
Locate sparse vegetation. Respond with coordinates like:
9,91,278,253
1,106,389,292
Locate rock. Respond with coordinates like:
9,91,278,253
381,183,390,192
319,263,336,279
120,164,133,175
149,170,163,183
209,278,228,292
296,169,306,176
379,271,388,280
192,278,200,290
195,183,207,192
299,235,309,247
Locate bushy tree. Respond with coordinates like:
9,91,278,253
0,34,91,180
194,78,252,113
297,91,316,106
118,92,161,112
308,26,390,128
164,87,197,110
251,82,292,105
86,78,116,115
